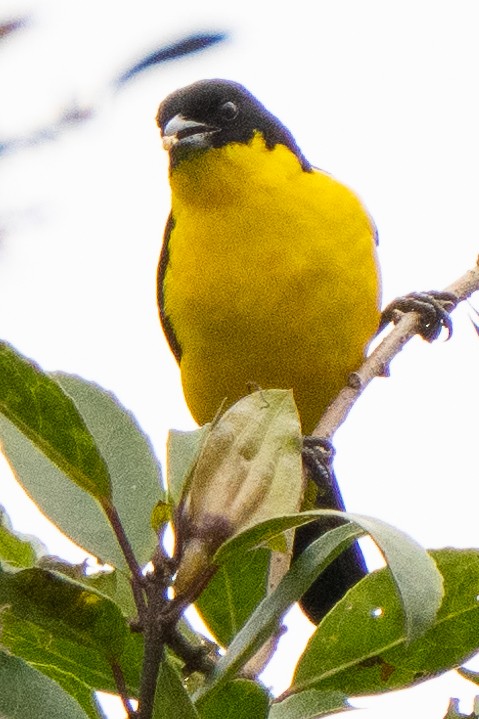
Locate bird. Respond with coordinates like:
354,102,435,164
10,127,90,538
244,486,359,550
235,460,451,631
156,78,382,623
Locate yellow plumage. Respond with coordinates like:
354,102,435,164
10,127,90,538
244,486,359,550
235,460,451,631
156,78,382,622
161,133,380,433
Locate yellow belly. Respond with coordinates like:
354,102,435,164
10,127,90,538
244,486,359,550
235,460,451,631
162,136,381,433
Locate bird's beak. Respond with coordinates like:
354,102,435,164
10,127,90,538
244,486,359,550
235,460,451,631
161,114,220,151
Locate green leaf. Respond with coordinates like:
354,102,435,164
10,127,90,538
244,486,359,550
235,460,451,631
83,568,137,618
2,625,106,718
0,372,163,569
0,566,139,715
197,523,362,702
0,566,128,657
213,513,330,566
196,548,270,646
216,509,443,642
117,631,145,693
0,341,111,500
55,374,163,563
195,508,441,706
291,549,479,698
346,513,443,641
0,505,38,568
269,690,351,719
151,500,174,532
153,659,199,719
0,419,122,566
196,679,269,719
0,419,125,568
0,651,92,719
1,604,142,709
37,556,137,618
167,425,211,506
27,662,105,719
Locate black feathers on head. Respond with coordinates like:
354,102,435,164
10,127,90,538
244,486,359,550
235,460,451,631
157,79,311,171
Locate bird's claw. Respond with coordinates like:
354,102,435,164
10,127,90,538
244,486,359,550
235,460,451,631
379,290,458,341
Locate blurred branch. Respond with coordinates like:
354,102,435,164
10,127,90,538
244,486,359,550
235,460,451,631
0,31,227,157
115,32,227,86
467,300,479,336
0,18,27,40
0,104,95,157
312,257,479,441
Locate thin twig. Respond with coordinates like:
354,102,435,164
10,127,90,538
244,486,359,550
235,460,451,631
110,661,136,718
101,499,147,618
101,500,143,580
312,257,479,441
166,627,217,675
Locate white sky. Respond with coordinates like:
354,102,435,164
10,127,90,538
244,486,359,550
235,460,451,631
1,1,479,717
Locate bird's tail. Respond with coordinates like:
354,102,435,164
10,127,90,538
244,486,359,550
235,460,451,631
293,465,367,624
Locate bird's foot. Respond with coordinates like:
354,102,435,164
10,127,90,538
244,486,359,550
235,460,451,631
379,290,458,341
302,435,336,495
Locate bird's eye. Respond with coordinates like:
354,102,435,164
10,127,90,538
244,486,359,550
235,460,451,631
219,101,239,120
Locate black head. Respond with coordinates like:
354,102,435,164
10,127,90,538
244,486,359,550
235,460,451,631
156,79,311,171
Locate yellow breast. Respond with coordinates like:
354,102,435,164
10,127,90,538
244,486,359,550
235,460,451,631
162,134,381,432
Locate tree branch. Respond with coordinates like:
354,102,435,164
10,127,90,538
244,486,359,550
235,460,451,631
165,627,217,675
312,257,479,441
137,617,165,719
110,660,136,718
135,551,176,719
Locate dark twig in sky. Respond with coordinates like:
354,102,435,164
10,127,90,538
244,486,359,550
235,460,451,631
115,32,228,86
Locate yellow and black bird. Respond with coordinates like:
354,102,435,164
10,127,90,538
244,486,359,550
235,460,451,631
156,79,382,622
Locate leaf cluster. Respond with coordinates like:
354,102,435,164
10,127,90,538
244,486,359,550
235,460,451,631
0,340,478,719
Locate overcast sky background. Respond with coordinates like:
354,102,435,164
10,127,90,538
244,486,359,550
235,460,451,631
1,1,479,717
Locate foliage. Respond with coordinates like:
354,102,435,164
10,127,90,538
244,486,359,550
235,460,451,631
0,340,478,718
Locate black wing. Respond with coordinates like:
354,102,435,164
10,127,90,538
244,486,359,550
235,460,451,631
157,213,182,363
